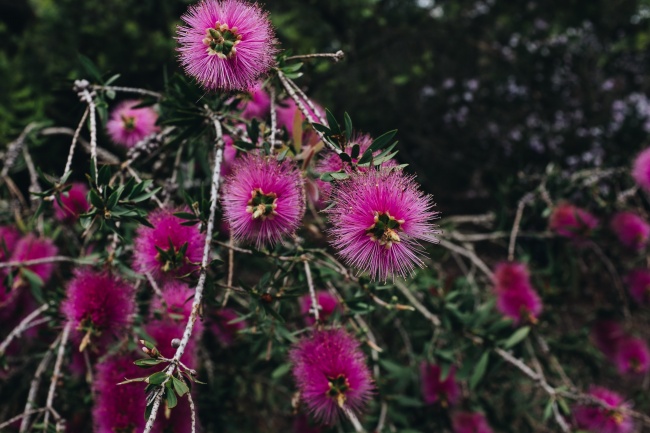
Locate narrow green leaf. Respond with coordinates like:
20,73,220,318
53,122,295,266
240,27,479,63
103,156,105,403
344,112,353,141
325,109,339,134
503,326,530,349
147,371,168,385
470,352,489,389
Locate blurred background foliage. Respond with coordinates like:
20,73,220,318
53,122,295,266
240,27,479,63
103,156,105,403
3,0,650,213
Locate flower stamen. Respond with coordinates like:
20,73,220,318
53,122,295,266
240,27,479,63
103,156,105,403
366,211,405,249
326,374,351,407
246,188,278,220
203,21,242,59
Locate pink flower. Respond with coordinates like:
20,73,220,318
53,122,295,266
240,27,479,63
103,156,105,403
53,182,90,223
573,387,634,433
610,211,650,251
290,329,374,424
452,412,493,433
93,353,146,433
62,270,136,351
613,337,650,375
299,290,340,325
632,147,650,192
277,98,325,135
591,320,626,358
549,202,598,240
492,262,542,325
241,84,271,119
420,363,460,407
221,153,305,248
133,208,205,281
220,134,238,178
0,225,20,262
325,169,439,281
10,234,58,286
209,308,246,346
625,269,650,305
106,100,159,148
177,0,276,91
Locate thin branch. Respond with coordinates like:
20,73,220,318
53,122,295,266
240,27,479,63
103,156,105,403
0,409,48,431
0,255,95,269
1,122,39,178
508,192,535,261
43,323,71,431
187,391,197,433
342,405,365,432
394,280,440,326
303,260,320,322
285,50,345,62
0,304,49,356
62,108,89,178
91,85,163,99
284,77,327,125
269,86,277,148
438,238,494,280
76,82,98,186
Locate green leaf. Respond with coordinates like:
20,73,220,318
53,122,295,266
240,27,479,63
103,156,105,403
311,122,330,134
78,54,103,83
165,386,178,409
147,371,168,385
134,359,164,368
503,326,530,349
117,376,148,385
470,352,489,389
325,109,340,134
271,363,292,379
344,112,353,141
542,399,554,421
171,377,190,397
329,171,349,180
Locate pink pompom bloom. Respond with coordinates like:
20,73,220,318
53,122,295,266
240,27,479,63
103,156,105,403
495,284,543,325
277,98,325,135
632,147,650,192
610,211,650,251
93,353,146,433
150,280,194,319
613,337,650,375
549,202,598,240
210,308,246,346
133,208,205,281
220,134,238,178
53,182,90,223
241,84,271,119
420,363,460,407
62,270,136,351
0,225,20,262
452,412,493,433
573,387,634,433
10,234,58,286
493,261,532,292
177,0,276,91
325,169,439,281
625,269,650,305
300,290,340,325
290,329,374,424
106,100,159,148
222,153,305,248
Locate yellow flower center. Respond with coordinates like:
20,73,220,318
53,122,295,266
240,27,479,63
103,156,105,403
365,211,405,249
203,21,242,59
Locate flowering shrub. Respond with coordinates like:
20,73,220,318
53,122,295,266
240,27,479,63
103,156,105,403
1,1,650,433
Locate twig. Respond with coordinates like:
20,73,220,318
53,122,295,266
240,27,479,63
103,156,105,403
284,77,327,125
75,81,99,186
285,50,345,62
0,255,95,269
187,391,197,433
43,323,71,431
269,86,277,148
91,85,163,99
0,409,47,430
1,122,39,178
437,238,494,280
62,107,89,178
508,192,535,261
221,236,235,307
443,213,495,226
39,127,121,165
394,280,440,326
303,260,320,322
0,304,49,356
343,405,365,432
375,401,388,433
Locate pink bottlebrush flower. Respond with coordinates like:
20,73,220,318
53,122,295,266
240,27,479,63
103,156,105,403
53,182,90,223
93,353,146,433
495,285,543,325
325,168,439,281
210,308,246,346
452,412,493,433
150,280,195,320
10,234,58,286
632,147,650,192
133,208,205,281
177,0,276,91
549,202,598,240
0,225,20,262
420,363,460,407
277,98,325,135
241,84,271,119
610,211,650,251
493,261,533,292
591,320,626,358
573,387,634,433
290,329,374,425
221,153,305,249
625,269,650,305
613,337,650,375
61,270,136,351
299,290,340,325
106,100,159,148
220,134,238,178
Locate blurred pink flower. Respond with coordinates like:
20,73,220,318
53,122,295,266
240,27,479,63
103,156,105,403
420,363,460,407
613,337,650,375
325,168,439,281
53,182,90,223
299,290,340,325
220,134,238,178
133,208,205,281
150,280,195,319
177,0,276,91
241,84,271,119
221,153,305,249
573,387,634,433
290,329,373,424
10,234,58,286
0,225,20,262
492,263,543,325
106,100,159,148
549,202,598,240
610,211,650,251
276,98,324,135
625,269,650,305
451,411,493,433
632,147,650,192
61,269,136,351
493,261,532,292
